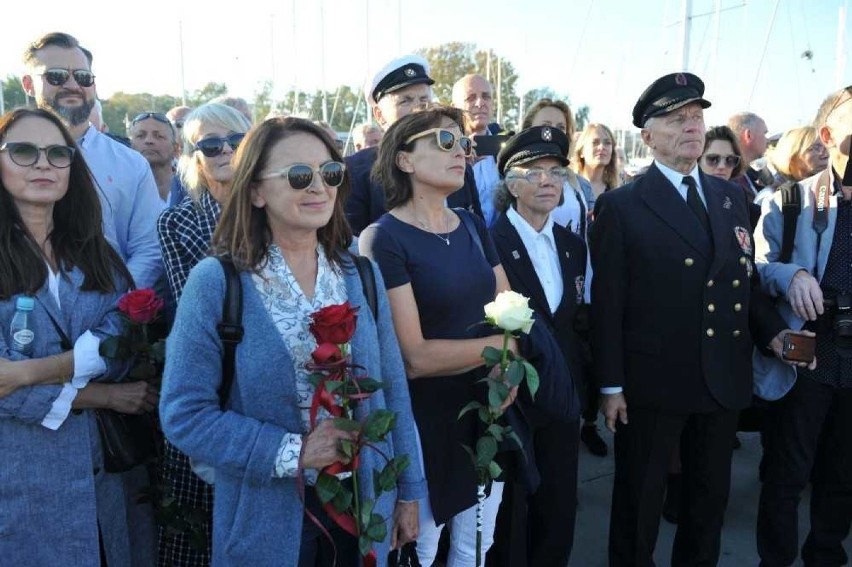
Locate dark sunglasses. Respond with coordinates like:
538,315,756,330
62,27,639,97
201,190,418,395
0,142,75,168
132,112,170,126
703,154,741,168
404,128,473,157
40,68,95,88
194,133,245,157
258,161,346,190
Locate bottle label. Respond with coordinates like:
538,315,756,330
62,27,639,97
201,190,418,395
12,329,34,349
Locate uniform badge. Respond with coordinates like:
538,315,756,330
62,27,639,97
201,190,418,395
542,127,552,142
512,250,520,260
744,257,754,278
723,196,732,210
734,226,752,255
574,275,586,304
404,67,416,77
675,73,688,86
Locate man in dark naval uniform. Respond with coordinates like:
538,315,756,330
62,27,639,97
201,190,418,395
345,54,482,235
589,72,796,566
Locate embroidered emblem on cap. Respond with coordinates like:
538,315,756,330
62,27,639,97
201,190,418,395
542,127,552,142
404,67,416,77
675,73,688,86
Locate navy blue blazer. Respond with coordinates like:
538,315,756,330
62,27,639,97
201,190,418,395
589,163,785,412
344,146,483,235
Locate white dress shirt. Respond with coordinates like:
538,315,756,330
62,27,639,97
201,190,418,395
506,207,563,314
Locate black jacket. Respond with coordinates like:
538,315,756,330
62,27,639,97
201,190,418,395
589,163,785,412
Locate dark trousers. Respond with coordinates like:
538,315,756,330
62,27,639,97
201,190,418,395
757,376,852,567
609,407,738,567
487,417,580,567
298,486,360,567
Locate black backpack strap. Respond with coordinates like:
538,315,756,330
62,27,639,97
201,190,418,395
780,181,802,264
453,207,485,258
351,254,378,320
216,257,243,408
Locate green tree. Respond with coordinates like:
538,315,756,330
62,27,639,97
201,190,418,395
187,82,229,107
101,92,181,136
416,43,520,129
2,75,29,113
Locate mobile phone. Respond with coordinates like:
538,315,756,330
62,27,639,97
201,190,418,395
782,332,816,363
473,135,510,158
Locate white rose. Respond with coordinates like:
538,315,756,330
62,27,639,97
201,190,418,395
484,290,535,334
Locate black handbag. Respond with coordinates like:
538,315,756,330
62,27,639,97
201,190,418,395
388,542,420,567
42,301,158,473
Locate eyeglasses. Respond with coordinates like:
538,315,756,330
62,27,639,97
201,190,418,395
703,154,741,168
404,128,473,157
193,133,245,157
0,142,75,168
508,166,570,183
258,161,346,190
39,68,95,88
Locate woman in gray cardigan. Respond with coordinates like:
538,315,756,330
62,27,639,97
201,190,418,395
160,117,425,566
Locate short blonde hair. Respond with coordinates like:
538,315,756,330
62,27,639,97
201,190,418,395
770,127,819,180
178,103,252,201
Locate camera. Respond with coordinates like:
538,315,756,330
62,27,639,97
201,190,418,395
822,292,852,352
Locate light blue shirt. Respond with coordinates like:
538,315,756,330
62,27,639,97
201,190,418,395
79,126,164,289
473,155,501,227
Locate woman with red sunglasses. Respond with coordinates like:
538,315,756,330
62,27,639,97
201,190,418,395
155,102,251,567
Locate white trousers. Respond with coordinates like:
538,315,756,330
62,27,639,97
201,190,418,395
415,481,504,567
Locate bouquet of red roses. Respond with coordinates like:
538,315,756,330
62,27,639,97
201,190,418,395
306,302,410,564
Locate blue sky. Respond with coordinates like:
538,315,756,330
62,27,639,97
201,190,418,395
1,0,849,133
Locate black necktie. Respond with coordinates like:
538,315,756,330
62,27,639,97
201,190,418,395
683,176,711,235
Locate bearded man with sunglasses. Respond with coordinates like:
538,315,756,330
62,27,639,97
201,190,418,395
21,32,163,290
344,54,482,236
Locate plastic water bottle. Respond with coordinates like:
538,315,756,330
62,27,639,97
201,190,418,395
10,296,35,355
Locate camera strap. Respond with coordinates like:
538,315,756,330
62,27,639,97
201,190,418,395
812,169,833,280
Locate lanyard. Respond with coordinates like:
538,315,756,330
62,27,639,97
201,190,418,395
813,169,833,280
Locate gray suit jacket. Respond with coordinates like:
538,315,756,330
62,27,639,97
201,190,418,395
753,169,840,399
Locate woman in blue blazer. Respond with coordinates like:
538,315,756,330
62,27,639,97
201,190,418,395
160,117,425,566
0,108,158,566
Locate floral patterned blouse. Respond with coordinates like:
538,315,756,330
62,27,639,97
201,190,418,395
252,244,347,482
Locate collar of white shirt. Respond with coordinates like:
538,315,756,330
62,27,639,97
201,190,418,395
654,160,705,204
506,206,556,248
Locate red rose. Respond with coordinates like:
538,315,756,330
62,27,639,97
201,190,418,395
312,343,344,364
118,289,164,325
309,302,359,345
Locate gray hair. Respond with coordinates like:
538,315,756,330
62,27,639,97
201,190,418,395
178,103,252,201
493,178,517,213
727,112,763,136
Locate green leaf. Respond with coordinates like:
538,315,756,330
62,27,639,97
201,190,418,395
99,335,129,359
129,360,157,381
359,534,372,557
339,439,357,460
331,489,353,513
390,454,410,475
488,382,504,409
358,499,374,531
481,346,503,367
324,380,343,394
478,406,492,423
461,444,475,464
355,377,384,393
366,514,387,542
376,463,397,493
458,401,482,419
523,360,540,400
506,429,523,451
333,417,362,432
486,423,504,442
150,339,167,364
506,360,524,387
315,473,342,504
362,409,396,442
488,460,503,480
475,436,498,468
